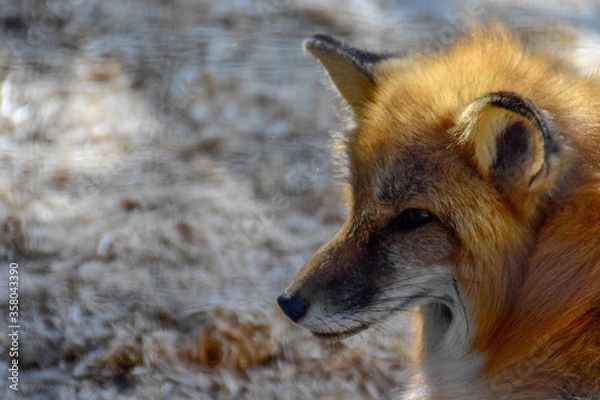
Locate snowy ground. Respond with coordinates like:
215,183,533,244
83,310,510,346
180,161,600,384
0,1,599,399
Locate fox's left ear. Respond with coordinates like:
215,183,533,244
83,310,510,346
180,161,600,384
304,34,388,115
458,92,564,196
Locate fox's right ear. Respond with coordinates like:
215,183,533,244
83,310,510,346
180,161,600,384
304,34,388,115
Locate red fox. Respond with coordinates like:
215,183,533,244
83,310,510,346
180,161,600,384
278,26,600,399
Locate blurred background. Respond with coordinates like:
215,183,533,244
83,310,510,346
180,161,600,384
0,1,599,399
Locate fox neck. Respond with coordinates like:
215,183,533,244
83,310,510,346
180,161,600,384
416,300,485,399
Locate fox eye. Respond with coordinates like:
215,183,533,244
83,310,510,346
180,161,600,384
385,208,434,232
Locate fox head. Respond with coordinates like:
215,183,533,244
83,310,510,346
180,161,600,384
277,30,578,349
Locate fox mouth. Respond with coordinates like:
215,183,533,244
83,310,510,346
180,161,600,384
310,323,371,340
307,293,429,340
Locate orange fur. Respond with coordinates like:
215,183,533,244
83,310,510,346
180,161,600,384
279,26,600,399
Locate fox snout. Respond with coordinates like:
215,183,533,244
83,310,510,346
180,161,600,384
276,225,395,338
276,211,456,339
277,291,310,323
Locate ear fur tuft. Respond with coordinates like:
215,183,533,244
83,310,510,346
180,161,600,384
304,34,388,114
458,92,563,196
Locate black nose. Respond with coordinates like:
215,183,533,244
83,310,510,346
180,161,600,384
277,292,310,323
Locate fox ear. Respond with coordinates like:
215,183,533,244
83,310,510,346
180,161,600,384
459,92,563,196
304,34,388,114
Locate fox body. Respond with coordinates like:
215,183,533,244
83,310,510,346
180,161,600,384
277,27,600,399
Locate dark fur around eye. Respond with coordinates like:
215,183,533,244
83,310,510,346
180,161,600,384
384,208,434,233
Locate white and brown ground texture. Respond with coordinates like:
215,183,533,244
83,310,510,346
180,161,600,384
0,1,599,399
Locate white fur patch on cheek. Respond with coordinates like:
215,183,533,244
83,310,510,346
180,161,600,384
295,303,328,332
